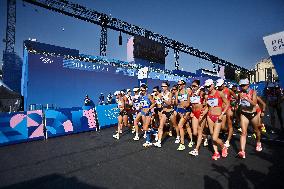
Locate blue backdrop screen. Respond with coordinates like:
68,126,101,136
24,53,140,109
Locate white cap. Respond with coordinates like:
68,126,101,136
204,79,214,87
126,89,131,92
216,79,224,87
239,78,249,85
114,91,120,96
151,92,156,96
120,90,125,95
133,87,139,92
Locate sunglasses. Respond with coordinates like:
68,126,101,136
205,85,211,88
239,85,247,87
191,85,198,88
153,90,157,92
172,88,177,91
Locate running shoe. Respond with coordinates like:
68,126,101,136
113,133,119,140
189,149,198,156
212,152,220,160
143,141,152,147
153,141,162,148
237,151,246,159
131,126,135,134
177,143,185,151
175,137,181,144
222,147,228,157
168,131,173,137
256,142,262,152
188,141,194,148
133,135,139,141
203,138,208,147
224,140,230,148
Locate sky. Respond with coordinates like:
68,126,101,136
0,0,284,72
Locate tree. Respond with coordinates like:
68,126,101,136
235,70,249,83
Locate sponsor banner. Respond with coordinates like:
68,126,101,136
263,31,284,56
95,104,119,129
263,31,284,88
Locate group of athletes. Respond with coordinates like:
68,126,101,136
111,78,272,160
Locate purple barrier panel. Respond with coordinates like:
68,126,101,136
45,109,74,138
82,106,97,130
70,107,98,133
45,107,98,138
27,110,44,140
0,107,98,145
0,112,28,146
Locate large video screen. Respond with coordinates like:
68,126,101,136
224,66,236,81
133,36,165,64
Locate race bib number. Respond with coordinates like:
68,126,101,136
156,98,162,105
178,94,188,101
117,101,123,108
207,98,218,107
163,97,169,102
190,96,201,104
141,100,149,107
134,102,140,109
240,99,250,107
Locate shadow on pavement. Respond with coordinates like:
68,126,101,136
1,174,107,189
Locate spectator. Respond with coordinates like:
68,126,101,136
99,93,105,105
84,95,95,107
107,93,113,104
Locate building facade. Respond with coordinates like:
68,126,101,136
250,58,278,83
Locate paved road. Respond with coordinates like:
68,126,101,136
0,127,284,189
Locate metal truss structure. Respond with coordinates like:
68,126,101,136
100,26,107,56
4,0,16,53
23,0,248,72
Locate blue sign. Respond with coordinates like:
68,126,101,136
96,104,119,129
